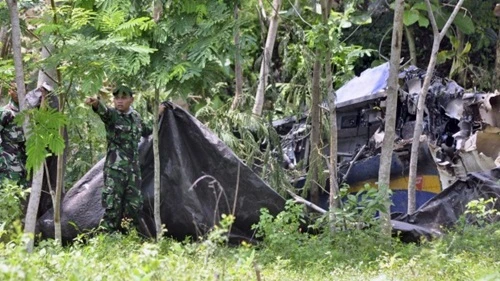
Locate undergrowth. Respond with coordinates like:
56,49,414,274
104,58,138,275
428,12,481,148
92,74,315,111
1,197,499,280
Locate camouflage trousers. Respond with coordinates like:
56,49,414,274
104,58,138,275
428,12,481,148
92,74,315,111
101,162,143,232
0,151,27,187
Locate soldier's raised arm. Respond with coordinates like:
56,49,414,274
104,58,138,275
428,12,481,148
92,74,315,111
85,96,113,124
84,96,99,108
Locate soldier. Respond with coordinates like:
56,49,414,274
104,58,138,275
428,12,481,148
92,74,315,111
85,85,165,233
0,82,27,186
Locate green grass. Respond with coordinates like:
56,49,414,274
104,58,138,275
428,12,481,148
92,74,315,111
1,223,499,281
1,187,499,280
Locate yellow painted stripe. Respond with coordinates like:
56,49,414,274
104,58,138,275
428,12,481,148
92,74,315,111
348,175,442,194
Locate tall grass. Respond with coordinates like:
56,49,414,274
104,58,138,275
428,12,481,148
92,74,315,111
1,214,499,280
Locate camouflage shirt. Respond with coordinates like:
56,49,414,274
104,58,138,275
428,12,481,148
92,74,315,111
93,101,151,170
0,100,27,180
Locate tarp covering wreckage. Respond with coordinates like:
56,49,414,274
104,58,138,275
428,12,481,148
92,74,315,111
38,104,286,242
38,64,500,242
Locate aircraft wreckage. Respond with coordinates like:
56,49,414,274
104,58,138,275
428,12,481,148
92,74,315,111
37,64,500,243
275,62,500,214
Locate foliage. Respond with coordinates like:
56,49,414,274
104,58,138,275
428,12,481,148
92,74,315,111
195,98,293,194
1,208,500,280
324,183,390,230
0,180,28,241
464,197,500,227
64,101,107,187
252,200,308,253
16,107,67,176
402,2,430,28
144,0,235,98
0,59,14,89
31,4,157,94
0,180,28,227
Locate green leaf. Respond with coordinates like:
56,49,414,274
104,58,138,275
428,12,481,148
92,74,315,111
437,50,453,64
24,108,67,175
461,42,472,56
453,14,475,35
403,10,420,26
340,19,352,29
413,2,428,11
117,44,157,54
350,14,372,25
418,16,429,28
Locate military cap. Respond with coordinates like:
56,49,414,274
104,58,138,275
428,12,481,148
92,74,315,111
112,85,134,97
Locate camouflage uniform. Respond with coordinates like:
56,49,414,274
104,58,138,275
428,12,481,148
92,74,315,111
0,100,27,186
93,101,151,231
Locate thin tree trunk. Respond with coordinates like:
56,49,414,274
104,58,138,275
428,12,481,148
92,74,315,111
54,101,63,242
319,0,339,229
5,0,39,252
6,0,26,110
256,0,267,44
25,167,44,252
308,57,322,205
36,44,62,242
252,0,281,116
45,0,63,243
407,0,465,214
294,0,301,12
153,87,162,240
496,5,500,90
496,29,500,90
377,0,405,237
327,88,338,225
0,26,9,58
0,25,10,99
231,1,243,111
404,26,417,66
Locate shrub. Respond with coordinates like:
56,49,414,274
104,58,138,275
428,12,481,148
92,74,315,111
0,180,28,241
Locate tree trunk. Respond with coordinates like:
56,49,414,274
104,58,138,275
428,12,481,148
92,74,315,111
0,25,10,99
6,0,26,110
318,0,339,229
257,0,267,41
54,102,63,243
0,25,11,58
231,1,243,111
407,0,465,214
497,29,500,90
308,57,322,205
5,0,39,252
327,88,338,227
377,0,405,237
404,26,417,66
46,0,63,244
252,0,281,116
25,167,44,252
0,26,9,58
153,87,162,240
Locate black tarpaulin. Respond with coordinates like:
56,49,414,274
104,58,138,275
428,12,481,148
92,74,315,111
38,103,286,241
392,168,500,241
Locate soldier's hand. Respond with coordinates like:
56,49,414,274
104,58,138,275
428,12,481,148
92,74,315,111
85,97,99,107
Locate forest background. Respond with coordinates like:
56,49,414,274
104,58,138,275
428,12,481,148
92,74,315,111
0,0,498,189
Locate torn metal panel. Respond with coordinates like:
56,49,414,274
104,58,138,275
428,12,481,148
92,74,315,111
477,92,500,127
335,62,390,109
398,67,500,190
